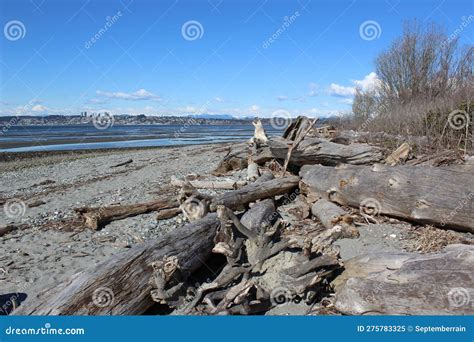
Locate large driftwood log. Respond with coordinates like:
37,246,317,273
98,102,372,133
14,214,219,315
268,137,383,167
75,197,179,230
334,244,474,315
170,176,246,190
211,176,299,211
300,164,474,233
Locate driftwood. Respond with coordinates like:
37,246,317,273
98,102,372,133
334,244,474,315
300,164,474,233
110,159,133,168
385,142,410,166
14,214,220,315
170,176,246,190
75,197,179,230
282,118,318,175
212,147,274,175
211,176,299,211
268,137,383,167
156,207,181,220
283,116,317,141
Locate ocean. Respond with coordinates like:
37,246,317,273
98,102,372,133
0,124,283,152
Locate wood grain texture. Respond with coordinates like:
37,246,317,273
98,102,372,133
14,214,219,315
268,137,383,167
334,244,474,315
300,164,474,233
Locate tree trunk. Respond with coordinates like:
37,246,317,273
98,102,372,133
300,164,474,233
268,137,383,167
334,244,474,315
75,197,178,230
14,214,219,315
211,176,299,211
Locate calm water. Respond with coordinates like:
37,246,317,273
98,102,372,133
0,124,282,152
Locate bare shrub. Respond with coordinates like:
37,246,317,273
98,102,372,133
352,20,473,153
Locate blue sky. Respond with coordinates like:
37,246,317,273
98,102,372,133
0,0,472,117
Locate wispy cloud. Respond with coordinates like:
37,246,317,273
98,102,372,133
96,89,161,101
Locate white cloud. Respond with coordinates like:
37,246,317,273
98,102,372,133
31,104,49,112
277,95,288,101
214,97,225,103
329,72,380,97
353,72,380,92
328,83,356,97
96,89,161,101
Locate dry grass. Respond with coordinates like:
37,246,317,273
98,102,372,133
405,225,474,253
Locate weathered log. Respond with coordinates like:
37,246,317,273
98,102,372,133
282,116,317,141
246,159,260,182
311,199,353,230
211,176,299,211
170,176,246,190
268,137,383,167
282,118,318,174
14,214,220,315
156,207,181,220
253,171,274,184
300,164,474,233
334,244,474,315
75,197,179,230
385,142,410,166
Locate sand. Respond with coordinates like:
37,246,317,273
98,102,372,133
0,144,242,312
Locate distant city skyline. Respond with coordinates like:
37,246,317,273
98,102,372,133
0,0,472,117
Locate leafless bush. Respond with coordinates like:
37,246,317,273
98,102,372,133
351,20,473,153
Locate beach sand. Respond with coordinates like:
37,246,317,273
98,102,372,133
0,144,243,311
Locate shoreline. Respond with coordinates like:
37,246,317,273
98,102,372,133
0,141,233,164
